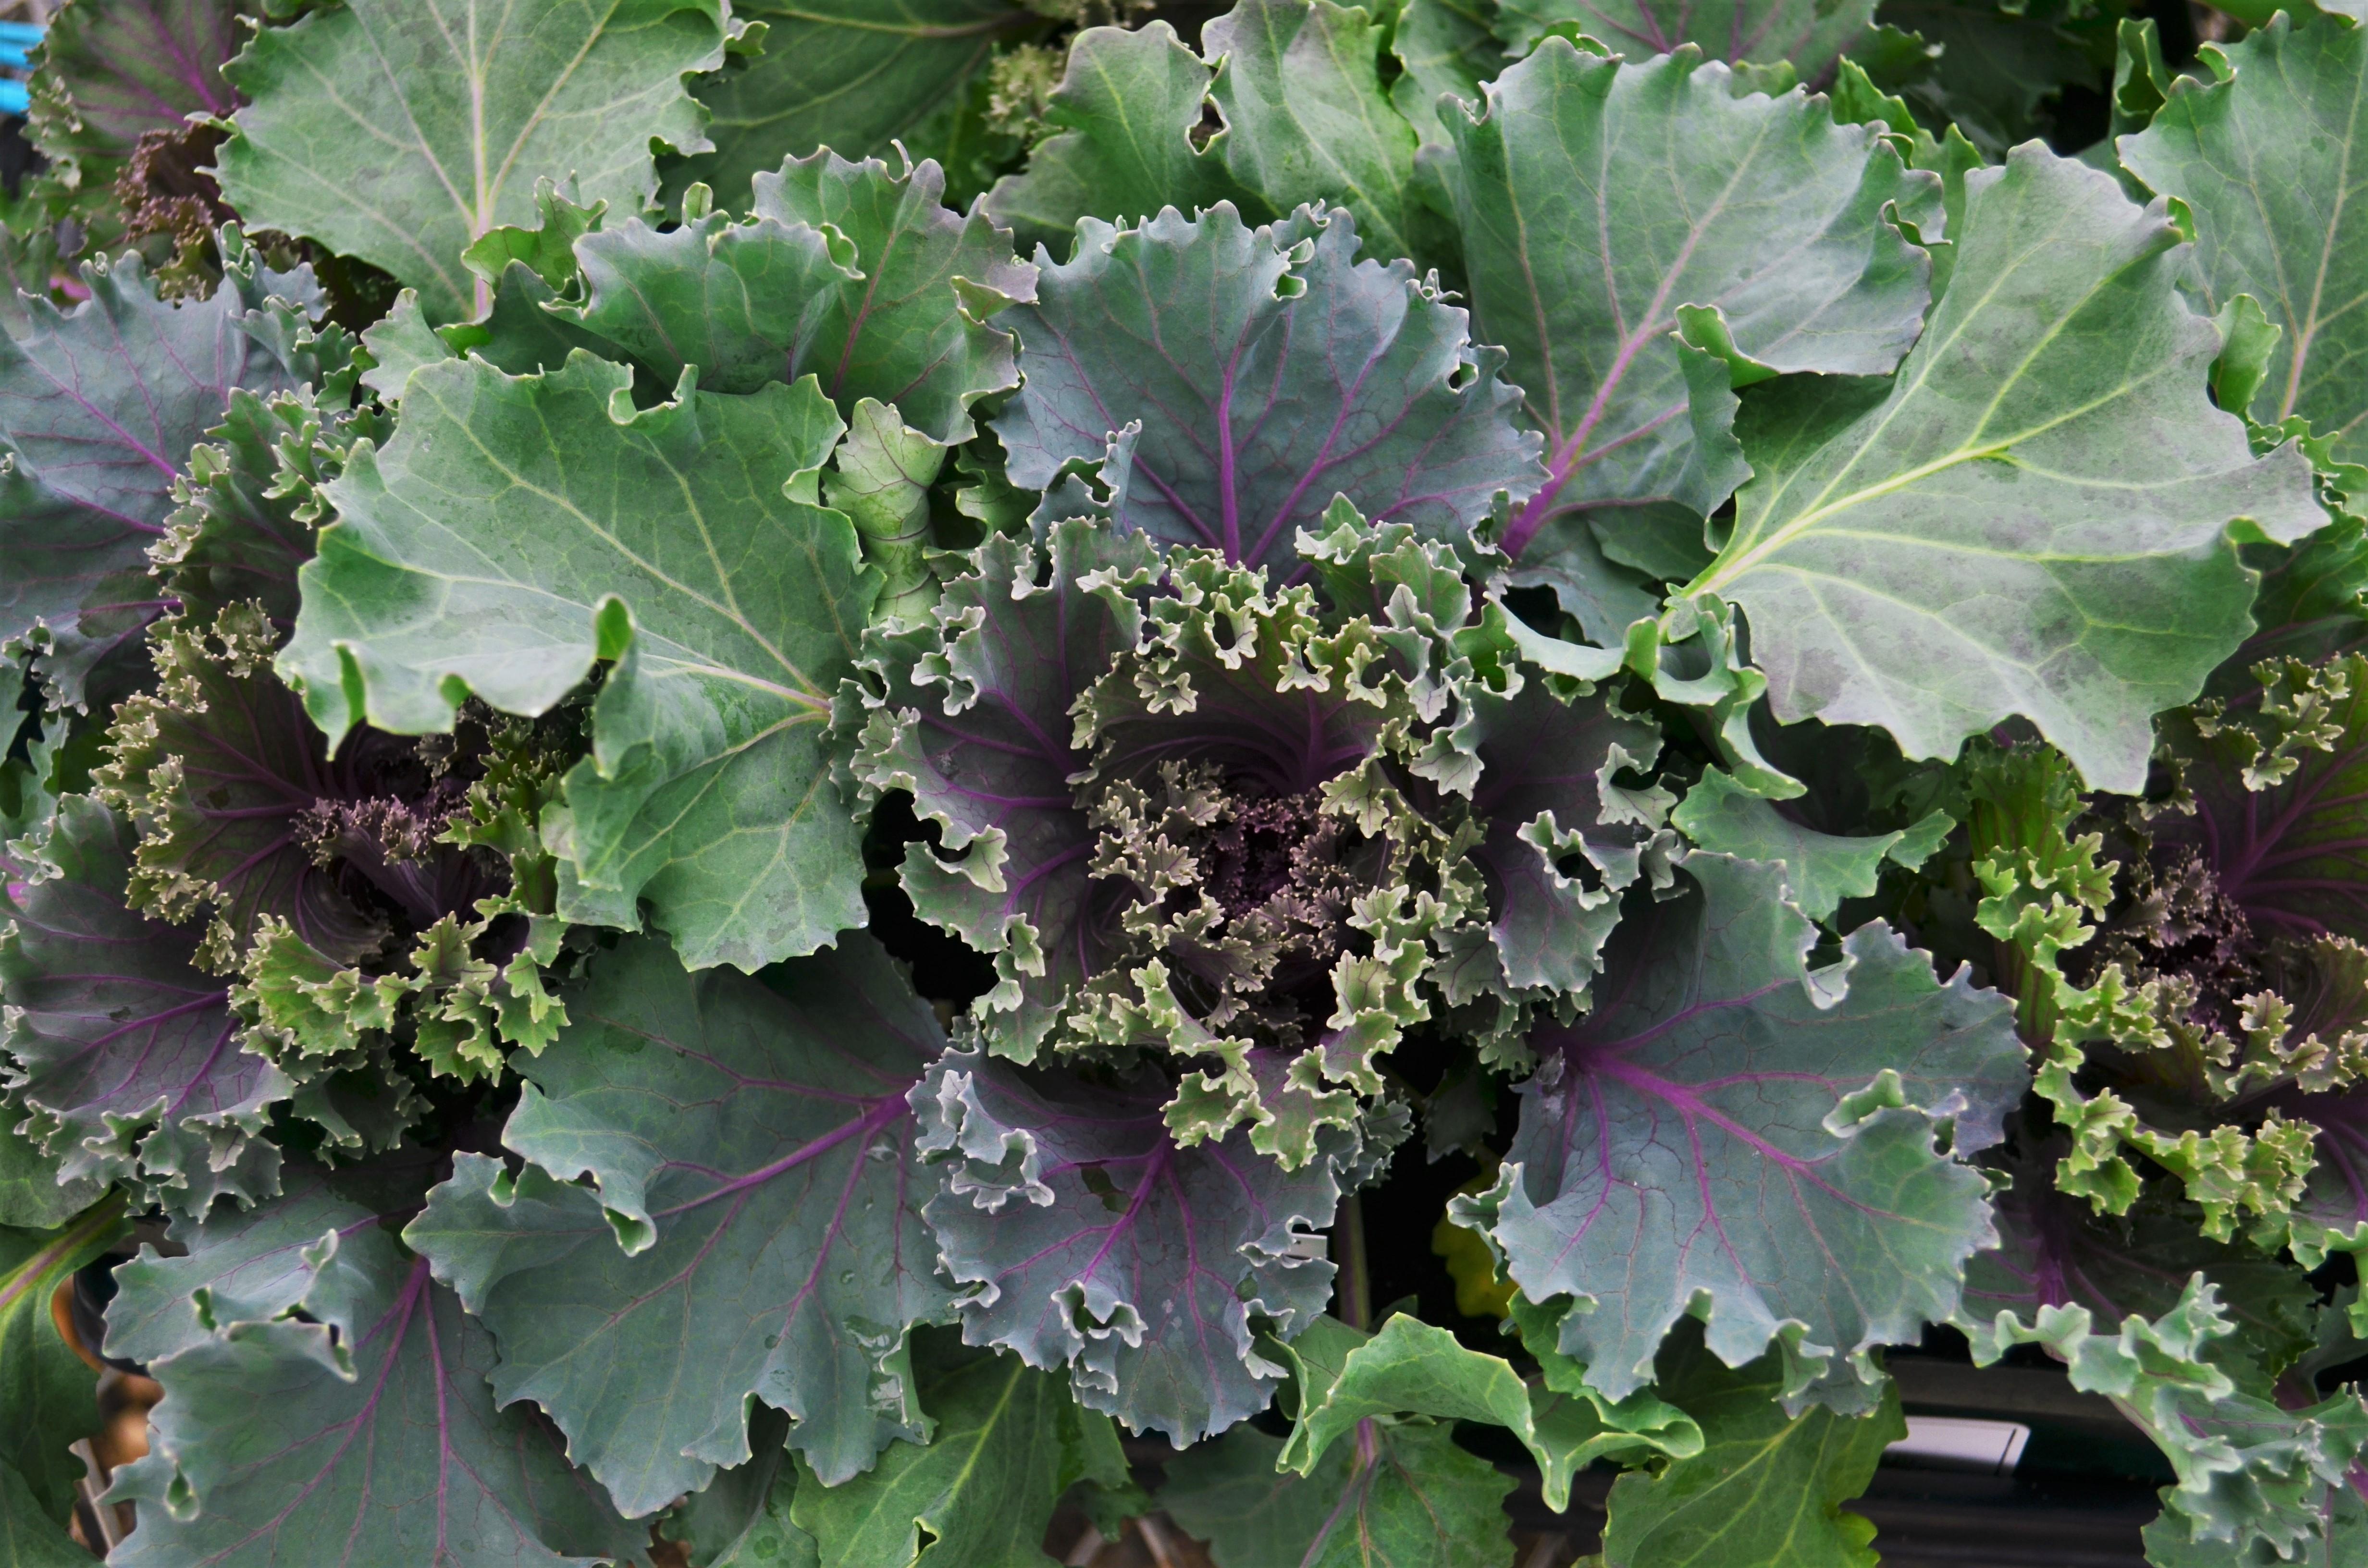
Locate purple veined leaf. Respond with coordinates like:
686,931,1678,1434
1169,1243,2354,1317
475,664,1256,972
912,1043,1348,1445
1457,852,2027,1404
991,203,1544,581
842,518,1160,1057
27,0,256,167
1462,674,1672,995
2287,1090,2368,1276
0,242,331,708
103,1162,648,1568
0,794,287,1213
1494,0,1877,83
405,933,956,1516
2157,651,2368,943
1432,41,1932,611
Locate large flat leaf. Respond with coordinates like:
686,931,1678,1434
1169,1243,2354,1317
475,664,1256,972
1437,42,1933,610
1,795,286,1212
281,354,876,970
1497,0,1877,81
215,0,729,321
1685,144,2325,794
913,1044,1346,1444
26,0,255,171
672,0,1035,208
993,202,1542,580
104,1168,646,1568
1672,765,1949,920
1454,853,2026,1403
0,245,329,707
405,934,953,1514
787,1332,1133,1568
2121,13,2368,467
1597,1323,1902,1568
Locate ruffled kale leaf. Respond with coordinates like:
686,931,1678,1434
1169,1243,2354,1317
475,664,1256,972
992,203,1542,580
1496,0,1876,82
104,1164,647,1568
1163,1421,1514,1568
406,934,954,1513
1964,1275,2368,1562
1595,1321,1902,1568
2121,14,2368,468
0,239,339,707
1438,42,1935,640
215,0,729,322
0,1198,126,1553
283,353,876,970
912,1042,1347,1444
1453,853,2027,1406
672,0,1035,207
1684,144,2325,793
786,1331,1136,1568
1,795,287,1211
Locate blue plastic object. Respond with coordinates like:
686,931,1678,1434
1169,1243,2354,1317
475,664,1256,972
0,80,25,117
0,19,41,117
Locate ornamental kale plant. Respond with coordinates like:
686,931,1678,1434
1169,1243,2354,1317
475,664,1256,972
4,0,2368,1563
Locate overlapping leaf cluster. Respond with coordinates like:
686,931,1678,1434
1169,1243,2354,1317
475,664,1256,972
1,0,2366,1565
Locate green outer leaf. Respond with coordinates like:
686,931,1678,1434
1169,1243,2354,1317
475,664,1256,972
1598,1323,1902,1568
1688,143,2325,794
1496,0,1877,81
405,935,954,1512
671,0,1035,208
980,22,1250,257
0,1197,126,1529
1205,0,1428,268
788,1333,1130,1568
1281,1314,1702,1511
0,1121,101,1231
0,1460,92,1568
2121,14,2368,468
1672,767,1948,920
104,1176,646,1568
1457,852,2027,1404
1162,1419,1515,1568
1389,0,1499,148
215,0,728,321
1438,42,1933,594
659,1410,820,1568
281,354,876,970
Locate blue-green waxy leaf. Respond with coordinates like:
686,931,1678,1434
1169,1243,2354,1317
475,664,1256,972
1495,0,1877,83
103,1168,646,1568
280,353,877,971
1598,1323,1903,1568
0,1197,125,1546
785,1332,1135,1568
405,934,954,1515
0,245,332,708
2,796,287,1213
671,0,1035,209
2121,13,2368,467
1685,144,2327,794
1435,42,1935,618
1388,0,1499,149
993,203,1543,580
26,0,253,172
215,0,729,322
912,1044,1346,1445
1455,853,2027,1405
